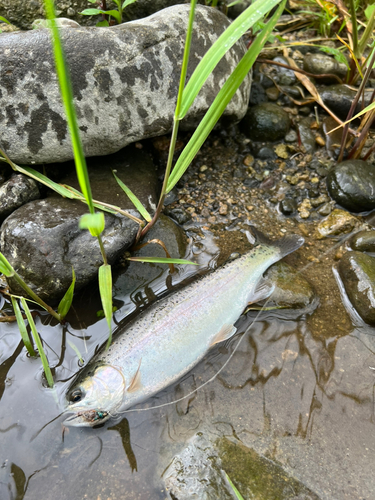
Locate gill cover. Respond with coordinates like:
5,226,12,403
64,364,126,427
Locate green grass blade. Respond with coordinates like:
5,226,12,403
11,296,36,356
80,8,105,15
225,473,244,500
43,0,95,215
67,340,84,364
79,212,105,237
98,264,113,349
179,0,282,119
122,0,137,9
112,170,152,222
167,0,286,192
126,256,198,265
21,298,54,387
0,16,10,24
102,9,122,23
13,165,77,198
57,268,76,319
0,253,15,277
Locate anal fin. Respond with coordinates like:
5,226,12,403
210,324,237,346
127,359,142,393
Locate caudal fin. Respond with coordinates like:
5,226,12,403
247,226,304,258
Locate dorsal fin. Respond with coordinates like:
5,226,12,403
127,359,142,393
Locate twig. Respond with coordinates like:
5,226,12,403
257,58,343,84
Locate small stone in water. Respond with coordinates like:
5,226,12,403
314,209,359,239
298,199,312,219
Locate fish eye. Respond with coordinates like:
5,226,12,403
70,389,83,403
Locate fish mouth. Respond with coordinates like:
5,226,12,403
63,409,110,427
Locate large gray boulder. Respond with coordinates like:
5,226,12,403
0,5,251,165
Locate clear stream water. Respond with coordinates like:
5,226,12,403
1,228,375,500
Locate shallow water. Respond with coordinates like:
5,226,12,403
1,229,375,500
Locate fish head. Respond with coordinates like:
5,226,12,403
63,364,125,427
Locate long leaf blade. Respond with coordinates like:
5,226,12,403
11,296,35,356
167,0,286,192
179,0,282,119
21,298,54,387
43,0,95,215
0,253,14,277
57,268,76,319
98,264,113,349
112,170,152,222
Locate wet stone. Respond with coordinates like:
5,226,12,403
280,198,297,215
326,160,375,213
319,85,374,120
350,230,375,252
0,173,40,219
249,81,267,106
303,53,347,83
241,103,291,142
317,202,334,216
0,198,139,302
55,144,159,212
297,118,316,154
0,5,251,164
273,56,297,85
314,209,360,240
338,251,375,325
263,262,316,309
218,437,320,500
114,214,187,297
163,433,235,500
164,207,191,225
285,129,298,142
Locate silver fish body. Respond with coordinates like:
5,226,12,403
64,231,304,427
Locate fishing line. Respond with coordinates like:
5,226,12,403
115,214,375,415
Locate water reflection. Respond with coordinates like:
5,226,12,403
0,231,375,499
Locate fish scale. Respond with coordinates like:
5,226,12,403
64,230,304,427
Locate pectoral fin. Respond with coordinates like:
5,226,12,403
210,324,237,346
127,359,142,393
247,280,274,306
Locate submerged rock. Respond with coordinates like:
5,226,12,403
338,251,375,326
314,209,360,239
0,173,40,219
0,5,251,164
217,437,320,500
327,160,375,213
351,230,375,252
241,103,291,142
163,433,235,500
0,198,139,302
262,262,316,310
303,53,347,83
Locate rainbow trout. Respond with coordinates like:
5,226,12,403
64,230,304,427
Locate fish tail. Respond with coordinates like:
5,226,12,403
247,226,304,259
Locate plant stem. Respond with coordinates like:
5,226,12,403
97,234,108,265
338,48,375,162
136,0,197,243
348,0,359,59
12,272,61,322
